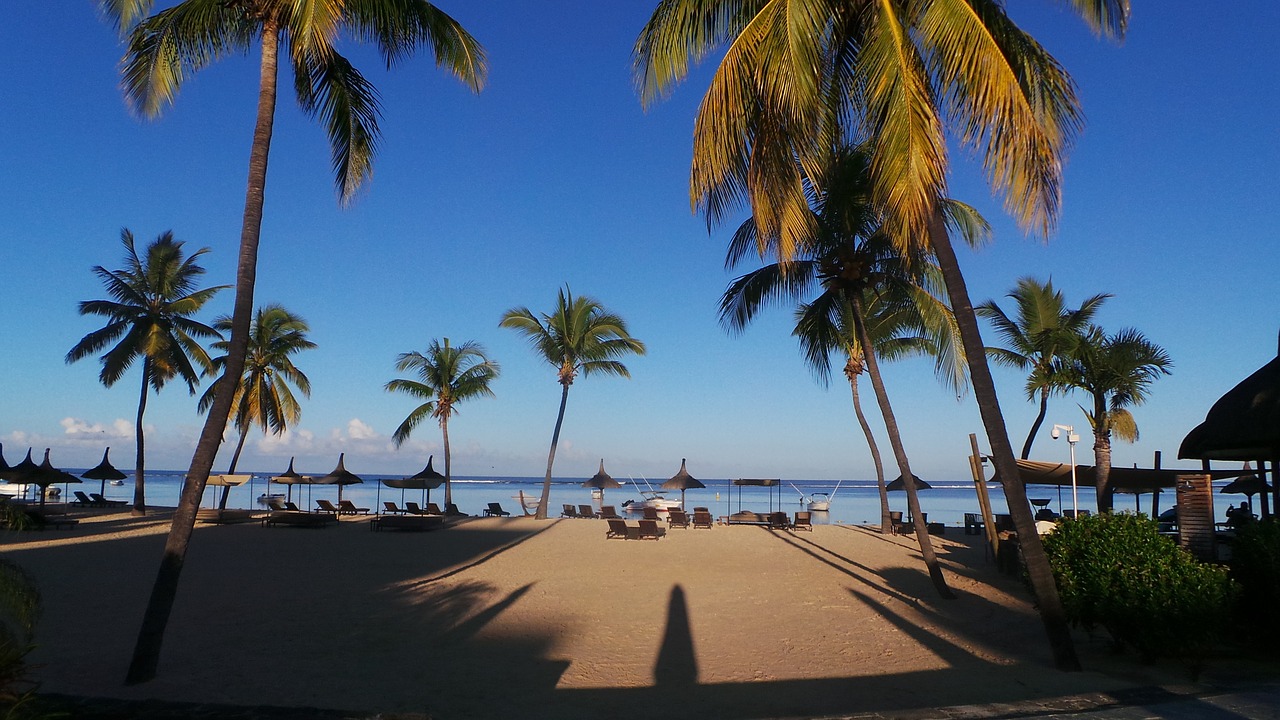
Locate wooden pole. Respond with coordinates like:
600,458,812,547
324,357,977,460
968,433,999,559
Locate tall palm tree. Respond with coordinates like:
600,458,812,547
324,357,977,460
977,278,1110,459
385,338,500,507
198,304,315,508
720,145,978,595
66,229,224,516
500,287,646,520
104,1,486,683
634,0,1130,670
1062,325,1171,513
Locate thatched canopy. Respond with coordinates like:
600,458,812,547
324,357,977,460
1008,459,1247,492
1179,356,1280,461
887,474,931,491
583,459,621,490
661,459,704,491
385,456,445,490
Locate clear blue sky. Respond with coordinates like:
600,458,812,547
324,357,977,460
1,2,1277,482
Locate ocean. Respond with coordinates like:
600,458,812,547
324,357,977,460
43,470,1200,526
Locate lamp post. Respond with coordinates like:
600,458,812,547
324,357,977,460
1052,424,1080,516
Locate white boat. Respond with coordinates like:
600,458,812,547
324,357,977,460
792,480,841,512
257,492,285,505
109,479,125,487
620,490,682,515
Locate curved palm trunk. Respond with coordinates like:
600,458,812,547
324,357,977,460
219,427,251,510
928,211,1080,670
127,22,279,685
537,383,571,520
846,360,891,534
1092,394,1113,513
442,419,452,506
850,295,954,599
1022,388,1050,460
132,358,151,516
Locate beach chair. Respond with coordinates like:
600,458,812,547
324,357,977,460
599,505,620,519
315,499,342,516
337,500,370,515
964,512,985,535
577,504,598,519
605,518,631,540
792,511,813,531
72,491,95,507
284,501,304,512
638,519,663,540
768,511,791,530
692,510,714,529
667,509,690,529
483,502,511,517
561,504,580,518
423,502,444,515
263,511,331,529
445,503,469,517
642,506,659,521
89,493,126,507
266,497,288,512
405,502,426,515
383,501,405,515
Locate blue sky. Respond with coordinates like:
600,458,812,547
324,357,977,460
1,2,1277,483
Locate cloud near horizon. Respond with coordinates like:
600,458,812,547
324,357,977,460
60,417,134,441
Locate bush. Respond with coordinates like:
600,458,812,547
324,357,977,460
0,558,41,715
1229,519,1280,650
1041,513,1236,667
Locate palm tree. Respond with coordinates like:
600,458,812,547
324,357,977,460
720,145,977,595
633,0,1130,670
198,304,315,508
500,287,646,520
977,278,1110,459
103,1,486,683
66,229,224,516
1062,326,1172,513
385,338,500,507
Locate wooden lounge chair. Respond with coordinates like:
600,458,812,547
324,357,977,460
606,518,631,539
337,500,370,515
445,503,469,517
266,497,288,512
638,518,663,540
667,509,690,529
577,504,598,519
263,511,331,528
371,514,443,532
768,511,791,530
792,511,813,531
285,501,306,513
599,505,620,519
315,499,342,516
72,491,95,507
483,502,510,517
196,508,255,524
964,512,985,535
425,503,445,515
404,501,426,515
692,510,713,529
561,504,580,518
89,493,126,507
642,506,659,521
383,501,406,514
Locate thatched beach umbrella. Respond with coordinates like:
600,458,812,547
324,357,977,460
314,453,362,504
269,457,309,503
5,449,39,501
26,449,82,507
886,474,932,491
81,447,127,498
1220,462,1272,507
384,456,446,508
661,459,704,509
582,459,622,503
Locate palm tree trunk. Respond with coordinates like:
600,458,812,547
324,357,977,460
849,294,953,599
1022,388,1050,460
537,383,571,520
133,358,151,516
927,210,1080,670
219,427,251,510
126,21,279,686
442,419,452,506
846,362,891,534
1093,394,1113,513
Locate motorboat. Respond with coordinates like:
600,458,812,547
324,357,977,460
257,492,286,505
620,490,682,515
791,480,840,512
109,479,125,487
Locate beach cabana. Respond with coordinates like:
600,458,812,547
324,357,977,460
727,478,782,520
1179,352,1280,519
661,459,704,509
887,474,931,521
81,447,127,498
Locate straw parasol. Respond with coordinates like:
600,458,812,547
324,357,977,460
661,459,705,508
27,449,82,507
886,474,932,491
0,443,13,482
1220,462,1272,505
269,457,309,503
81,447,127,497
314,453,363,503
384,456,446,507
582,459,622,502
6,450,39,499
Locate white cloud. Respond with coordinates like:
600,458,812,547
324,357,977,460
60,417,134,440
346,418,377,440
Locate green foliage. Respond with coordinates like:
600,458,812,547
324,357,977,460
0,558,41,712
0,502,35,533
1229,519,1280,650
1042,513,1236,666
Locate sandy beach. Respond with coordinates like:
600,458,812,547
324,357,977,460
7,509,1201,719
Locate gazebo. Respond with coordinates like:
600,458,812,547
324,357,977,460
1179,353,1280,519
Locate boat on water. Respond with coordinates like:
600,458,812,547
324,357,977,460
257,492,285,505
620,490,682,515
109,479,125,487
792,480,841,512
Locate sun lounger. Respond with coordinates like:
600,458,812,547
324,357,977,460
768,511,791,530
285,501,305,512
21,509,79,530
267,497,288,511
692,510,714,529
642,507,659,521
483,502,510,517
667,509,690,529
371,514,443,532
315,499,343,516
606,518,631,539
425,503,445,515
196,508,255,524
337,500,370,515
599,505,620,519
89,493,126,507
72,491,95,507
638,518,663,540
263,510,332,528
383,501,406,514
792,511,813,531
577,504,598,519
445,503,469,517
562,504,580,518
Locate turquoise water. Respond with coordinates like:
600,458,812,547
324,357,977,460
50,471,1160,526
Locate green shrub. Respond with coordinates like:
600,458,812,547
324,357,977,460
0,558,41,716
1041,513,1236,666
1229,519,1280,650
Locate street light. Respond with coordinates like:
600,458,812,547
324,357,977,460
1051,424,1080,516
